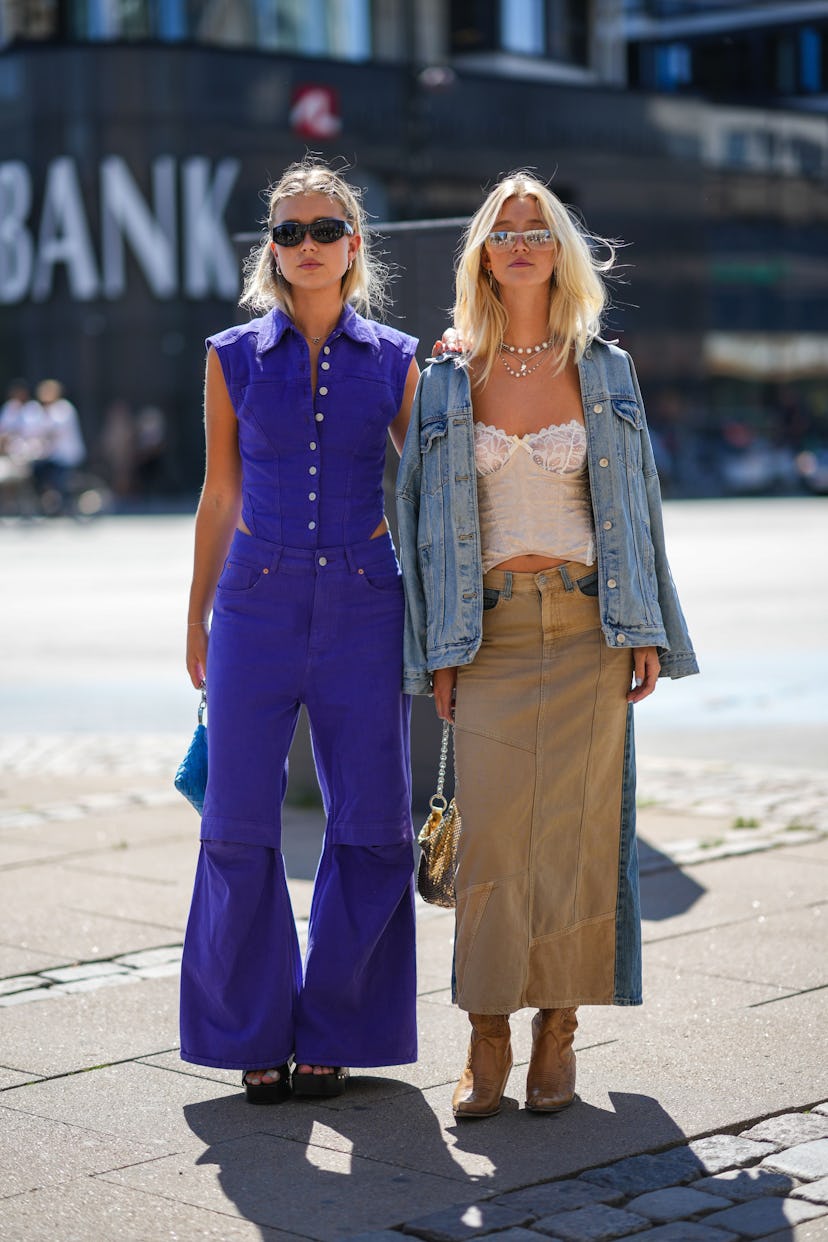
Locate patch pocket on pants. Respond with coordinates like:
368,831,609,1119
482,587,501,611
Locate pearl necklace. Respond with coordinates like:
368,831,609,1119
500,338,551,356
498,337,553,379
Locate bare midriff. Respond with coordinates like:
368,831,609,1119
491,553,570,573
236,515,389,541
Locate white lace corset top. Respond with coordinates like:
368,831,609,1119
474,419,595,572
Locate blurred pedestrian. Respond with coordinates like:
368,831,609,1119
34,379,86,514
180,158,419,1104
0,379,47,514
397,171,698,1119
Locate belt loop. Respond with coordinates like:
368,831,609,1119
558,564,574,592
501,571,513,600
345,544,359,572
270,547,283,572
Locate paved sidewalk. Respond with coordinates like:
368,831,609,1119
0,740,827,1241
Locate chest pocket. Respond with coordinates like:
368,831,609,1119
610,397,643,472
419,413,451,494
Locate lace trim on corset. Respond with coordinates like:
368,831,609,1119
474,419,587,477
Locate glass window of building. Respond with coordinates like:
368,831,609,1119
0,0,58,44
454,0,588,62
5,0,373,57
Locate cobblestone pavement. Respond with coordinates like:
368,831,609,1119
350,1110,828,1241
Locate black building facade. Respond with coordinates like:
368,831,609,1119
2,37,828,499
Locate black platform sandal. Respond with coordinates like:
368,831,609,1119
291,1066,349,1098
242,1064,292,1105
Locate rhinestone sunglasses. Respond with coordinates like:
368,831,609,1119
271,218,354,246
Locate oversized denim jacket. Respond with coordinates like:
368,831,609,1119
396,337,699,695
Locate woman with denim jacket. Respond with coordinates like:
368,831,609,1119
181,159,420,1104
397,171,698,1119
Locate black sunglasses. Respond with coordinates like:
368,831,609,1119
271,218,354,247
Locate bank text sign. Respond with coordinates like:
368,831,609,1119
0,156,241,303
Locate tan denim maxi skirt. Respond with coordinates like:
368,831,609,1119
452,562,638,1014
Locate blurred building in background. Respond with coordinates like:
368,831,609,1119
2,0,828,503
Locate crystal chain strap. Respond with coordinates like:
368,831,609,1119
431,719,452,811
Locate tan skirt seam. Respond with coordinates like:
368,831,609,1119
530,910,615,947
454,725,535,754
570,642,604,924
456,868,527,897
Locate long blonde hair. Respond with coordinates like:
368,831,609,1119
454,171,617,381
240,157,387,319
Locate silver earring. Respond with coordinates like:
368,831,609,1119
485,269,494,287
347,260,353,272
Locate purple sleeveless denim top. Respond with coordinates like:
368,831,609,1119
207,304,417,548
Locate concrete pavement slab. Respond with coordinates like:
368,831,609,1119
0,942,61,977
0,860,187,960
413,910,457,996
640,852,826,945
0,1067,41,1090
543,990,828,1140
137,1048,240,1088
0,1103,160,1198
645,905,828,994
0,974,178,1076
0,1061,272,1154
95,1131,491,1242
0,838,76,866
0,1179,297,1241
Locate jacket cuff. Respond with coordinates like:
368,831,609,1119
658,652,700,679
403,672,432,696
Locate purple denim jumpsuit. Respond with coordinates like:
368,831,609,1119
179,304,419,1071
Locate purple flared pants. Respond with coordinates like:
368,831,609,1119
179,530,417,1070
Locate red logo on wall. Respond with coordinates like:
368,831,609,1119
290,86,342,139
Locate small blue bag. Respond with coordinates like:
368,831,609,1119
174,684,207,814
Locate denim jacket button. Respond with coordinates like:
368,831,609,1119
593,403,603,413
603,520,612,529
616,633,626,644
607,578,617,589
599,457,609,467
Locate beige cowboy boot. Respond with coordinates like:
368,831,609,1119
452,1013,512,1118
525,1007,578,1112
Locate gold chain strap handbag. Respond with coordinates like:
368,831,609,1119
417,719,461,908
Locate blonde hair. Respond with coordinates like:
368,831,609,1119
454,171,617,382
240,157,387,319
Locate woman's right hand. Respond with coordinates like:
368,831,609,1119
186,622,209,690
432,666,458,722
431,328,466,357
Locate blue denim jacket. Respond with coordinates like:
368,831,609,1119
396,338,699,695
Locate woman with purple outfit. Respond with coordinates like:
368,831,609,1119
180,159,419,1103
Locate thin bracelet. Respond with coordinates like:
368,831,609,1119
188,620,208,627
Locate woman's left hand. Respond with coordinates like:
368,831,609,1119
627,646,660,703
